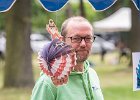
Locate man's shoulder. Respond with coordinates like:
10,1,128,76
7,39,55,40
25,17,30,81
31,73,57,100
35,73,53,86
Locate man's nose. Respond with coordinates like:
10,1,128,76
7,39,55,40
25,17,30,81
80,39,86,47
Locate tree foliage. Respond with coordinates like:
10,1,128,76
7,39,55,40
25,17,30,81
0,1,106,32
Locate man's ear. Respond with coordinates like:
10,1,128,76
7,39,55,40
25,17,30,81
60,34,65,41
62,36,65,41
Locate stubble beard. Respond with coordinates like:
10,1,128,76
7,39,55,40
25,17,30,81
76,53,89,63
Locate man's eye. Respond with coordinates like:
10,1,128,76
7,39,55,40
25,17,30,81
73,37,80,40
85,37,92,40
86,37,91,39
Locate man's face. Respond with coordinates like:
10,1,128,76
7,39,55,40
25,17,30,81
64,21,93,63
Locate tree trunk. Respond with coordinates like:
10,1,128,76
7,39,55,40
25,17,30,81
4,0,34,87
65,3,73,18
79,0,86,17
128,2,140,67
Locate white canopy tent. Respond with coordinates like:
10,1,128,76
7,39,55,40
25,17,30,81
93,7,132,33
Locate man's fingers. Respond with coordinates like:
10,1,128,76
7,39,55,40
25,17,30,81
63,75,68,84
51,75,69,86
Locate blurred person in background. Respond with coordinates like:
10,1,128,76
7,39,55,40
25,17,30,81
116,40,131,63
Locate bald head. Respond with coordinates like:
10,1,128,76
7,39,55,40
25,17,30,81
61,16,93,37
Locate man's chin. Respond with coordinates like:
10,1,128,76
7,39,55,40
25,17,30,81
76,55,88,62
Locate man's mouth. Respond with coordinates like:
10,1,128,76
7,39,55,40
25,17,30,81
76,50,88,53
76,49,87,52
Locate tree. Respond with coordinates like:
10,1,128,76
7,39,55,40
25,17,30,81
105,0,140,66
79,0,86,17
65,2,73,18
128,2,140,51
4,0,34,87
127,2,140,66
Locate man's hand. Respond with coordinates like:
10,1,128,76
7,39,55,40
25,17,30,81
51,75,68,86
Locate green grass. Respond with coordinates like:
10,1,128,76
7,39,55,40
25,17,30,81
0,52,140,100
0,88,31,100
103,86,140,100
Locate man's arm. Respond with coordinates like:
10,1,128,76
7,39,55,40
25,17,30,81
93,88,104,100
89,68,104,100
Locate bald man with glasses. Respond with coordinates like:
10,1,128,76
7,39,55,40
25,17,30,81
31,16,104,100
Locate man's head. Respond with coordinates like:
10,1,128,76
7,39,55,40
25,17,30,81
61,16,95,63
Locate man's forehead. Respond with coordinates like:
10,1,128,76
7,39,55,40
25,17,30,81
68,20,92,27
67,21,93,31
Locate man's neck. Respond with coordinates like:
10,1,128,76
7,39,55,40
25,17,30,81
74,62,84,72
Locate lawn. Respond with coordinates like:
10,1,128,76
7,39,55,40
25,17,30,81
0,52,140,100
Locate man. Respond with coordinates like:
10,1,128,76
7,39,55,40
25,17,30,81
31,16,104,100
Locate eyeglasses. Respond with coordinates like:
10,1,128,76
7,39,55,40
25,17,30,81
65,36,96,43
